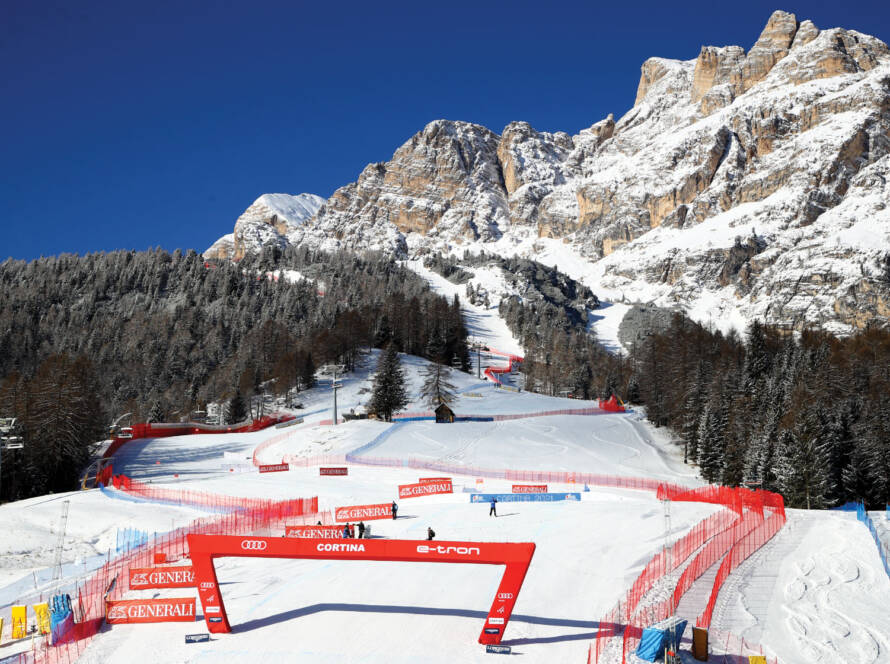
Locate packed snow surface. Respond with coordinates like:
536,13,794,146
2,354,889,663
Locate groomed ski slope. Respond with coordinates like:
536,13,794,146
3,354,890,663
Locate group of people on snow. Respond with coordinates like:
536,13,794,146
329,497,496,543
342,521,368,538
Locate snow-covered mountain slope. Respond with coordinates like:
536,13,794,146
205,193,325,260
5,354,890,663
213,11,890,335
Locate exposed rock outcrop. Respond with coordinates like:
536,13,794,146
205,11,890,335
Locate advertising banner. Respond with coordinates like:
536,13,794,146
188,533,536,645
105,598,196,624
398,480,453,499
185,633,210,643
285,525,344,538
334,503,392,522
512,485,547,494
259,463,289,473
470,493,581,503
129,566,195,589
274,417,303,429
419,477,451,484
320,467,348,476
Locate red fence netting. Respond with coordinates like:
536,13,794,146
9,476,319,664
103,413,296,460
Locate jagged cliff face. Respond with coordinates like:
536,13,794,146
205,193,325,260
208,11,890,335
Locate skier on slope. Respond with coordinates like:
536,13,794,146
427,527,435,540
489,497,497,517
392,501,398,519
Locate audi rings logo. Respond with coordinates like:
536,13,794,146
240,539,268,551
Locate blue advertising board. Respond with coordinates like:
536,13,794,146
471,493,581,503
185,633,210,643
486,644,512,654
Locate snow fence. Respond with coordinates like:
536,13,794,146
589,485,786,664
245,440,788,664
103,413,296,460
7,478,319,664
834,502,890,580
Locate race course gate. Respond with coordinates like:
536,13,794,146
187,534,536,645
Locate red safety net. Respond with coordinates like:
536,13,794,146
9,478,319,664
481,348,522,385
103,413,296,460
243,449,786,662
588,484,786,664
597,395,625,412
242,450,787,662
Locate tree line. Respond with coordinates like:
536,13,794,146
494,258,890,509
0,246,469,501
634,316,890,509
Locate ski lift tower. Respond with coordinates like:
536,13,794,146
469,340,488,380
0,418,24,501
319,364,345,426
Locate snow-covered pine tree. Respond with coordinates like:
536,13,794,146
842,439,874,505
776,409,831,509
421,361,456,409
697,403,719,483
148,400,164,423
721,431,746,487
300,352,316,390
228,389,248,424
369,343,408,422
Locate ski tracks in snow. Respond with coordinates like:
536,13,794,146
781,549,885,664
710,511,890,664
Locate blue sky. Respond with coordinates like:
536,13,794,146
2,1,888,260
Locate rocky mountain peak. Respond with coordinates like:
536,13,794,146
205,193,324,260
206,11,890,335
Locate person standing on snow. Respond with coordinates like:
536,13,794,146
489,497,497,517
343,523,351,538
427,527,435,540
391,501,398,520
358,521,366,539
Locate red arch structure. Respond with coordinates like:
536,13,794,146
187,534,535,645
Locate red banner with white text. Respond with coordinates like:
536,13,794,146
335,503,393,522
512,485,547,493
320,467,348,476
106,598,196,623
259,463,289,473
128,566,195,589
399,480,453,499
285,525,344,538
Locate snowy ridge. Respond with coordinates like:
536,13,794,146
206,11,890,337
204,193,324,260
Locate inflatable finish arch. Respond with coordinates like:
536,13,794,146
187,534,535,645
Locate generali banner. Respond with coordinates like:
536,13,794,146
398,480,453,499
259,463,289,473
129,566,195,589
419,477,450,484
512,485,547,493
320,467,348,476
106,598,196,624
285,525,344,538
334,503,392,522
